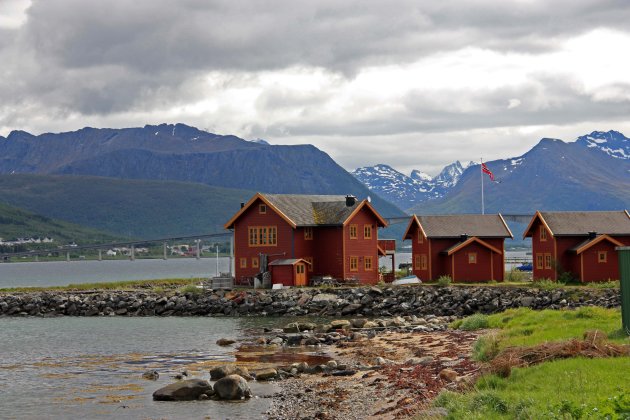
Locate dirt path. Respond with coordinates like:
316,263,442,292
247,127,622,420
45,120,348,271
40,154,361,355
266,329,481,419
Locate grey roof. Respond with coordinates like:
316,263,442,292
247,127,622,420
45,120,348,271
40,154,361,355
269,258,308,266
540,211,630,236
416,214,513,238
264,194,360,226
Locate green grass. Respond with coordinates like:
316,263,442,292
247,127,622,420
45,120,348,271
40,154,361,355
434,358,630,419
0,278,203,293
440,307,630,418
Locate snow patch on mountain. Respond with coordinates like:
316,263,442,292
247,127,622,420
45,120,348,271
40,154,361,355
576,130,629,160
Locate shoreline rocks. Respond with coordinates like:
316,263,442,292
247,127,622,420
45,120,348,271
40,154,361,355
0,285,620,318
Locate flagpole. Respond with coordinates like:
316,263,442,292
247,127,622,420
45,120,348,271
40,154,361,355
479,158,486,214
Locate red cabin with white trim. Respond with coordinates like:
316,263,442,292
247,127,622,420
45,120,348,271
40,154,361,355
224,193,388,286
523,210,630,282
403,214,513,282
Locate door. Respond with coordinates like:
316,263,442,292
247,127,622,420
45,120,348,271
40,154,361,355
295,263,307,286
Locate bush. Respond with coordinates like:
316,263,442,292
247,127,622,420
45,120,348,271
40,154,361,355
472,333,500,362
459,313,490,331
589,280,620,289
506,268,528,282
179,284,203,295
437,275,452,287
531,278,564,290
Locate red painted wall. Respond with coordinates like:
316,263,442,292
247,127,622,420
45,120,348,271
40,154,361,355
270,265,294,287
233,198,294,283
343,207,380,285
449,242,494,282
531,222,556,281
313,226,344,279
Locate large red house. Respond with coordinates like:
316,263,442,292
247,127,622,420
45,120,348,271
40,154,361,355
523,210,630,282
224,193,388,286
403,214,513,282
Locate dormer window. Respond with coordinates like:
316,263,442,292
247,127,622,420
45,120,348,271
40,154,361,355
259,204,267,214
540,227,547,241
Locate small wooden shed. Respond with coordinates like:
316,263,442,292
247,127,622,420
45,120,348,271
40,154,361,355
268,258,312,287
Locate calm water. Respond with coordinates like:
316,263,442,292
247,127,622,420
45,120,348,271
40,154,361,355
0,316,327,419
0,257,233,288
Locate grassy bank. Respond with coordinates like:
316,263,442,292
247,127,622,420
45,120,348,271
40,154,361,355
438,307,630,419
0,278,204,293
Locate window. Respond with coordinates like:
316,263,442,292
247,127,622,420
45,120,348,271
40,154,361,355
248,226,277,246
349,224,358,239
304,257,313,272
364,256,373,271
304,227,313,240
536,253,544,270
252,257,259,268
296,264,305,274
540,227,547,241
544,253,552,270
415,254,427,270
598,251,607,263
239,258,247,268
418,232,424,243
364,225,372,239
468,252,477,264
349,256,358,271
259,204,267,214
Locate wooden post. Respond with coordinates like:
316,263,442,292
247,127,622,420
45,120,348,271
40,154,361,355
196,240,201,260
66,251,70,262
98,249,102,261
163,242,168,260
131,245,135,261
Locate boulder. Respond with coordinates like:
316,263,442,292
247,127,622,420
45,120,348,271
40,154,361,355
438,368,458,382
216,338,236,346
152,379,213,401
142,370,159,380
330,320,352,329
209,365,235,380
283,322,317,333
254,368,278,381
312,293,339,302
213,375,252,400
234,366,254,381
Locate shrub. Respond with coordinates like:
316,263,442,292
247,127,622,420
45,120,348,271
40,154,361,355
459,313,490,331
437,275,452,287
179,284,203,295
589,280,620,289
472,333,500,362
531,278,564,290
506,268,528,282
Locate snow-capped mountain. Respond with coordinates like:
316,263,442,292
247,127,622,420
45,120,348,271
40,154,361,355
352,161,472,210
575,130,629,160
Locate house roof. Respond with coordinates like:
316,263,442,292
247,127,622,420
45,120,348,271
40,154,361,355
440,237,503,256
523,210,630,238
268,258,312,266
569,234,625,254
224,193,388,229
403,214,513,239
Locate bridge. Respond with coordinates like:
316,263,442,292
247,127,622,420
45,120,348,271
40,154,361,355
1,232,232,261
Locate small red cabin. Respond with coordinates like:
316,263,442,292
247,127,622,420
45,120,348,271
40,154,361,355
403,214,513,282
523,210,630,282
224,193,388,286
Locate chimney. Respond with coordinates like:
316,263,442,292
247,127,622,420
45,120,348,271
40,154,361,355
460,234,468,241
345,195,357,207
240,202,245,209
588,231,597,239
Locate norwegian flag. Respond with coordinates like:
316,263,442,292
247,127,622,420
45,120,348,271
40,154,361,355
481,162,495,181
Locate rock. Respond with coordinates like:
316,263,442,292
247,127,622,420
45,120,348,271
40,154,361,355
362,321,379,329
332,370,357,377
407,356,434,366
302,336,320,346
330,319,352,329
296,362,309,373
269,337,284,346
209,365,235,380
216,338,236,346
312,293,339,302
255,337,267,345
438,368,458,382
350,332,367,341
372,357,390,366
198,393,210,400
283,322,317,333
315,324,333,333
234,366,254,381
255,368,278,381
213,375,252,400
326,360,338,370
519,297,535,307
341,303,362,315
153,379,214,401
142,370,159,380
351,318,367,328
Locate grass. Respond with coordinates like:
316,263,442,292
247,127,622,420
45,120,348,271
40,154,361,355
0,278,203,293
438,307,630,418
434,358,630,419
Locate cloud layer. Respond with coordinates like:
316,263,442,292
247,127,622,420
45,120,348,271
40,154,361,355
2,0,630,174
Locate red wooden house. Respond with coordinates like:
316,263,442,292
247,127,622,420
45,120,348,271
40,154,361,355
403,214,513,282
523,210,630,282
224,193,389,286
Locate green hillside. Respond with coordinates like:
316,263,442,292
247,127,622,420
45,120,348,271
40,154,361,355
0,174,255,238
0,201,122,246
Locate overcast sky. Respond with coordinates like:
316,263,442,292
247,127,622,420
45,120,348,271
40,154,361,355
1,0,630,175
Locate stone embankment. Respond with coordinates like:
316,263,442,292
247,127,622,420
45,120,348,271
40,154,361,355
0,285,620,317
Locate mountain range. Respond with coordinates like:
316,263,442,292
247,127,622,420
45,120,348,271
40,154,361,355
352,161,473,209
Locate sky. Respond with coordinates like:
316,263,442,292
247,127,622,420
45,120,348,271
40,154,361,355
1,0,630,175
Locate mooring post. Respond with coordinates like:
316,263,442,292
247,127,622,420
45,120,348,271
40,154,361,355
196,240,201,260
131,245,135,261
66,251,70,262
98,249,102,261
163,242,168,260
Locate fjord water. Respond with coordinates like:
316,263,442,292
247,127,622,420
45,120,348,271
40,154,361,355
0,316,288,419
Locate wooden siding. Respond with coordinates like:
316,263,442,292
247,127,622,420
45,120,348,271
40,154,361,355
344,206,380,284
531,221,557,281
270,265,294,287
314,226,344,279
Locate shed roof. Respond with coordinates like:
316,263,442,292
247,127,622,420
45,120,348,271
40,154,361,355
523,210,630,238
568,234,625,254
440,237,503,255
403,214,513,239
268,258,312,266
224,193,388,229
